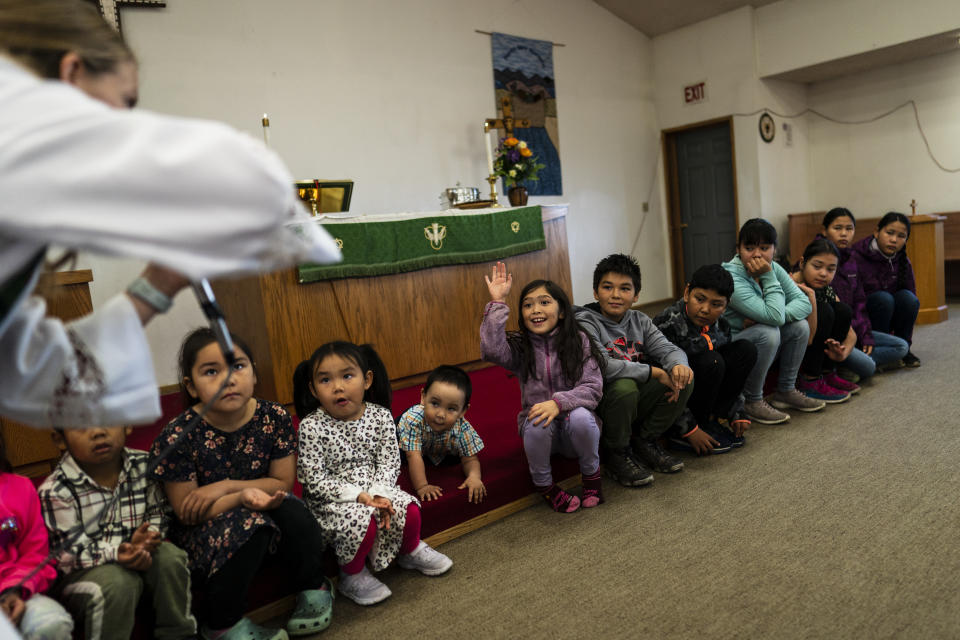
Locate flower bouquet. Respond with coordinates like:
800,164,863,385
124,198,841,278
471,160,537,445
493,137,546,189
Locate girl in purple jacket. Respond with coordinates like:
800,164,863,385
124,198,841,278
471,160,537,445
821,208,909,378
850,212,920,368
480,262,604,513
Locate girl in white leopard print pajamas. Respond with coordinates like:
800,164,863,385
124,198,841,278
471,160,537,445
294,341,453,605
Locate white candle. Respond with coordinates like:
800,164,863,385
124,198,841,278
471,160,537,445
485,128,495,176
261,113,270,147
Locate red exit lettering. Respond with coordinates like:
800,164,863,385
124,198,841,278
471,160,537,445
684,82,706,104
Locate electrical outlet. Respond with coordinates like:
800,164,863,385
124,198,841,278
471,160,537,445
642,202,649,212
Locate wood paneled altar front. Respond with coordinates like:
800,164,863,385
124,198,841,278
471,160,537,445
211,205,571,408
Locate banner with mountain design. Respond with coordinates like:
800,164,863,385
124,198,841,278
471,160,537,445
491,32,562,196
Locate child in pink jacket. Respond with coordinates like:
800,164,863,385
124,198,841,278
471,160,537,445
0,444,73,640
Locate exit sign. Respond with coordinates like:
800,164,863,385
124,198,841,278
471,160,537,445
684,81,707,105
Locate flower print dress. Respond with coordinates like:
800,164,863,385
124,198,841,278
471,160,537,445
297,402,418,571
149,400,295,578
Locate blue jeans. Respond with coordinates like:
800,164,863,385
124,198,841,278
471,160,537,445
842,331,910,378
866,289,919,345
734,319,810,403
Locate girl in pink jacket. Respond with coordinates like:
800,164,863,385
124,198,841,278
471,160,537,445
0,444,73,639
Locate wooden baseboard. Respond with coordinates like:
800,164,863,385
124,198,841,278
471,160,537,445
245,474,582,623
917,305,948,325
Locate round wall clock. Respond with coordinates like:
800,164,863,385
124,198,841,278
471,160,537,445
759,113,775,143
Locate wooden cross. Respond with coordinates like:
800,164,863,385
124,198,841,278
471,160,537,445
93,0,166,34
910,199,917,216
484,95,530,140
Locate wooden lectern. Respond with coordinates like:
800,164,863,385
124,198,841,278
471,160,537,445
211,205,572,408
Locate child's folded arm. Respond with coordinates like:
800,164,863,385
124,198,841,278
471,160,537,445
728,269,786,326
577,318,651,383
642,322,689,373
479,301,520,370
780,266,813,323
297,417,365,503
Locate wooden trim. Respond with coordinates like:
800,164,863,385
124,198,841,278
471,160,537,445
661,114,734,136
158,382,181,396
727,117,741,235
245,474,581,623
38,269,93,287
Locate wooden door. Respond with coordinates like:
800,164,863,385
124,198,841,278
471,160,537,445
665,118,738,296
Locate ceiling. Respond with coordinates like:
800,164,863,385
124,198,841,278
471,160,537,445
593,1,960,83
593,0,780,37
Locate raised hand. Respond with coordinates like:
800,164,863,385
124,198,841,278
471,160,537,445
485,261,513,302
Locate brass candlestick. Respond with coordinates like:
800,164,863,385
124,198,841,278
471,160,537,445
486,174,501,208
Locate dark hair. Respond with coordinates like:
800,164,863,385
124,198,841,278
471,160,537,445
687,264,734,300
877,212,911,238
801,238,841,263
823,207,856,228
508,280,602,385
0,0,136,79
292,341,391,418
178,328,256,406
737,218,777,248
876,212,912,290
592,253,641,293
423,365,472,406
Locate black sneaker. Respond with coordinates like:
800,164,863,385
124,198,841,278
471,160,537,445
701,422,734,454
603,448,654,487
631,438,684,473
877,359,905,373
903,351,921,368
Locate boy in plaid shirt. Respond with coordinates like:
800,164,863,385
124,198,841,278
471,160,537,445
397,366,486,504
38,426,196,640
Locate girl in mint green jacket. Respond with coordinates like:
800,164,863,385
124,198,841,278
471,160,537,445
721,219,823,424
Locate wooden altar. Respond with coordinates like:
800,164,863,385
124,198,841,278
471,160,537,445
211,205,572,407
787,211,947,325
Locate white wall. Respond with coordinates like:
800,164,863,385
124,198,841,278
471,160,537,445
756,0,960,77
79,0,663,385
652,7,812,253
807,47,960,217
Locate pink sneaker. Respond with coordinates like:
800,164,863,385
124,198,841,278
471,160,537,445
824,371,860,394
796,377,850,404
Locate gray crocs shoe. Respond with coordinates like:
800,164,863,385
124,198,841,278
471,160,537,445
287,578,334,636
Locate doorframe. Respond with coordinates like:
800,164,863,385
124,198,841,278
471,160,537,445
661,115,740,299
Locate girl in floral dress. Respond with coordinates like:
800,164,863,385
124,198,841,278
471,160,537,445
150,329,332,640
294,341,452,607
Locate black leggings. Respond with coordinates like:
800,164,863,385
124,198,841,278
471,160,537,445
202,497,326,629
687,340,758,425
801,298,852,376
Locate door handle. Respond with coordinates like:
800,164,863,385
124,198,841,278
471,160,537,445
679,223,688,229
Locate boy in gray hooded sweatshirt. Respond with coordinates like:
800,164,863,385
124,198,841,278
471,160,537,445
574,254,693,487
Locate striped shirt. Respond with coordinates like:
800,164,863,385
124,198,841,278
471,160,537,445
396,405,484,465
38,448,169,573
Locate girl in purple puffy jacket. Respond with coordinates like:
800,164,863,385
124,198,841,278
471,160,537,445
850,212,920,368
480,262,604,513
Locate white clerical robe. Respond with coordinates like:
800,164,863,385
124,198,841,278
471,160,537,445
0,57,340,427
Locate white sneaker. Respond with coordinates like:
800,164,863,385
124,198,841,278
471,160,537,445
337,566,392,605
396,541,453,576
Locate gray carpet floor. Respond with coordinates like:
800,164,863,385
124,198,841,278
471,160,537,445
305,304,960,639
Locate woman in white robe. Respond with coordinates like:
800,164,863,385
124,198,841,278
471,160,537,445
0,0,339,428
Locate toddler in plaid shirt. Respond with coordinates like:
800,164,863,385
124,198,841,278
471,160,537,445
397,366,486,503
38,427,195,640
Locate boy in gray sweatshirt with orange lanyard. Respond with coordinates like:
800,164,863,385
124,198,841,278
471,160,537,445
574,254,693,488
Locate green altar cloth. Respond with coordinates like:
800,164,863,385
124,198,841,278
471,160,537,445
298,206,545,282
